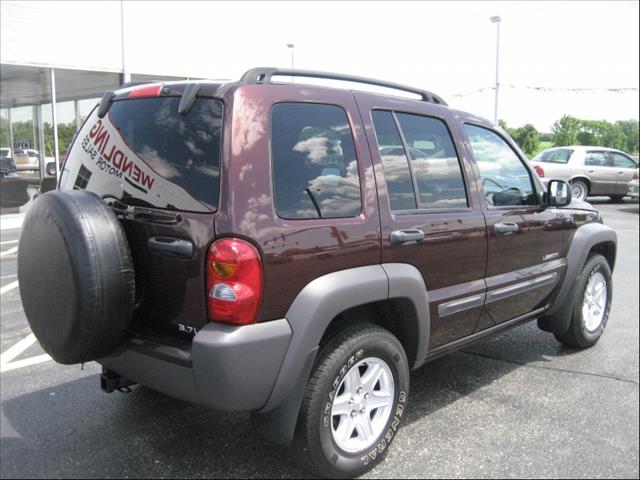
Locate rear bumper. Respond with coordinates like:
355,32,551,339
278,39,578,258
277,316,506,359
99,319,292,412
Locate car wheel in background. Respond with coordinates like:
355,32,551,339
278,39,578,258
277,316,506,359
571,180,589,201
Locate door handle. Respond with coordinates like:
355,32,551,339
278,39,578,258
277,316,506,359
494,222,519,236
587,170,595,173
389,229,425,245
148,236,194,259
618,171,625,175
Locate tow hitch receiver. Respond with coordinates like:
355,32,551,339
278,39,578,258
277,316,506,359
100,369,137,393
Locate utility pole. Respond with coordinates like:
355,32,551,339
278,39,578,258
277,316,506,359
490,16,501,124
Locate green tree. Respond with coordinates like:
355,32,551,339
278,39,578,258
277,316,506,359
552,115,581,146
513,124,539,155
615,120,639,154
577,120,608,146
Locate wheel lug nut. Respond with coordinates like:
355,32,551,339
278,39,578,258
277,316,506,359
350,410,357,417
348,398,354,406
359,407,366,414
364,393,370,400
357,387,363,394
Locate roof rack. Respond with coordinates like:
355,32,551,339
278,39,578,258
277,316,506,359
240,67,448,106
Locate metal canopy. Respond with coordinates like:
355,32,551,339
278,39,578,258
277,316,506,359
1,64,187,109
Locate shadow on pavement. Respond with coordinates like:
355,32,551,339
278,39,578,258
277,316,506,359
1,320,578,479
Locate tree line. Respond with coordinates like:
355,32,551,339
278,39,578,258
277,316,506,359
2,116,639,161
500,116,639,157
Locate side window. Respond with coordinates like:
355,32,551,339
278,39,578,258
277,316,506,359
585,151,609,167
271,103,361,219
372,110,468,211
395,113,468,209
371,111,417,210
464,124,537,207
610,152,637,168
539,149,573,164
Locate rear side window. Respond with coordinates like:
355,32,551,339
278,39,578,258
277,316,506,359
371,111,417,210
538,149,573,164
372,110,467,211
62,97,223,212
585,151,609,167
395,113,467,209
271,103,361,219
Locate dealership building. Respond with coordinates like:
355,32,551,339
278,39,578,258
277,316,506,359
0,2,199,214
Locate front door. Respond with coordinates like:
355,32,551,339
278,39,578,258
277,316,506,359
607,151,638,195
356,93,487,351
462,124,567,328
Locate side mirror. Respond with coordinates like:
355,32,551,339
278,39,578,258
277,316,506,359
547,179,571,207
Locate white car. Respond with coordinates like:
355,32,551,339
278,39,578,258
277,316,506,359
531,146,638,201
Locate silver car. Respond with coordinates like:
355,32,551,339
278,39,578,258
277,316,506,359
531,146,638,201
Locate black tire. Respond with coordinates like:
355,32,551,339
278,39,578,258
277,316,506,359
18,190,135,364
292,323,410,479
554,254,612,349
608,195,625,202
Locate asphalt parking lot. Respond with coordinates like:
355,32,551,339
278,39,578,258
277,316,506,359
1,198,638,479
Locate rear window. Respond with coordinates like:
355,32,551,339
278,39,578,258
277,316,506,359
61,96,223,212
538,149,573,164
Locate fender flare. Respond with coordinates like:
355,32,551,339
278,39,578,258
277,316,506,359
252,263,429,445
538,222,616,334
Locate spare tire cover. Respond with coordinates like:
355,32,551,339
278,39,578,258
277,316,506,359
18,190,135,364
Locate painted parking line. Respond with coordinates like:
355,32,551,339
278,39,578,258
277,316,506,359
1,246,18,257
0,333,52,373
0,280,19,295
0,240,19,245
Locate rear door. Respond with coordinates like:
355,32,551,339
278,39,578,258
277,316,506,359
60,89,223,339
356,92,487,351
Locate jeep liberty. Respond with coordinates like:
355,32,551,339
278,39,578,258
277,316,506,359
18,68,617,478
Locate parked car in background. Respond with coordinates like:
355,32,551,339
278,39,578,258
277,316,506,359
531,146,639,201
0,147,16,176
628,171,639,199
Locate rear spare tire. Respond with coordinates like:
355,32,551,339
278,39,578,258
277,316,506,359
18,190,135,364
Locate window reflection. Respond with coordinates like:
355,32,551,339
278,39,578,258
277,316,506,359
271,103,361,219
464,124,536,207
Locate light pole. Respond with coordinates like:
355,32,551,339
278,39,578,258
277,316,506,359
490,15,501,124
287,43,295,82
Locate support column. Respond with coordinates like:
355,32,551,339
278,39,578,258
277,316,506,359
74,100,82,131
50,68,60,187
7,107,14,152
36,105,46,180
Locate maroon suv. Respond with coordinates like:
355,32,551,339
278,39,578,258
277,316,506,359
18,68,617,478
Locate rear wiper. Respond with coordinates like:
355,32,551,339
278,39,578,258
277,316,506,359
105,197,180,224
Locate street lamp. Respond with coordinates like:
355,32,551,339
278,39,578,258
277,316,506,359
490,15,501,123
287,43,295,82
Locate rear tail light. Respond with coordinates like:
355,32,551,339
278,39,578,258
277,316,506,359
206,238,262,326
533,165,545,177
633,171,638,180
